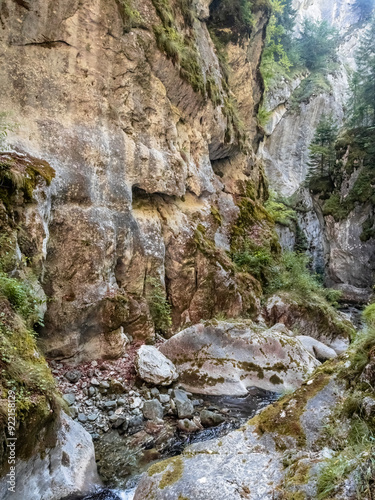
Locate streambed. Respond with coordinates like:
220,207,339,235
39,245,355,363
63,388,278,500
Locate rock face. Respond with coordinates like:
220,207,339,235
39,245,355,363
134,374,345,500
159,321,320,395
260,1,375,297
135,345,178,386
265,293,354,344
0,0,269,361
0,412,99,500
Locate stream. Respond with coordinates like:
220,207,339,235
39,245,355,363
63,387,278,500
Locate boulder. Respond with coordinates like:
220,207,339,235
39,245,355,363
159,321,320,395
200,410,225,427
296,336,338,361
173,389,194,419
177,419,201,433
143,399,164,421
135,345,178,385
0,412,99,500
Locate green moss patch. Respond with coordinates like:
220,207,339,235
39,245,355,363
148,455,184,489
251,372,331,447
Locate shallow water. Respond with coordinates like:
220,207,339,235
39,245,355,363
64,387,278,500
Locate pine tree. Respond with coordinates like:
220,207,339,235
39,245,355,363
298,19,339,71
349,15,375,127
306,115,339,184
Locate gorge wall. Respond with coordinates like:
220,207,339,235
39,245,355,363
260,0,375,302
0,0,270,362
0,0,374,498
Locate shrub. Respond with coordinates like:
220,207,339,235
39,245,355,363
0,272,40,323
117,0,144,32
232,244,273,281
264,191,297,227
146,277,172,334
363,303,375,327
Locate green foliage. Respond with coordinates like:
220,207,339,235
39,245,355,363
360,216,375,242
152,0,206,95
297,19,339,72
310,128,375,222
146,277,172,334
207,0,262,45
348,15,375,128
117,0,144,31
232,243,272,281
317,325,375,498
289,71,332,109
0,272,42,325
264,190,297,227
257,105,272,128
306,114,339,186
260,0,295,91
363,303,375,327
153,24,206,94
266,251,341,305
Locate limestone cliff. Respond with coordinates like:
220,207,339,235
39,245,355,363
260,0,375,302
0,0,270,361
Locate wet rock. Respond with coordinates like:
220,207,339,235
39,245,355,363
64,370,82,383
177,419,201,433
135,345,178,386
160,321,320,395
143,399,164,420
174,389,194,418
297,335,337,361
200,410,225,427
63,393,76,406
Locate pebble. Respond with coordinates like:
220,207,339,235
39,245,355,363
78,413,88,423
63,393,76,406
64,370,82,383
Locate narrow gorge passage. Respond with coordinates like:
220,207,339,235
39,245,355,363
0,0,374,499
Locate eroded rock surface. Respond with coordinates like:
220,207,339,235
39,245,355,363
0,412,99,500
134,374,345,500
159,321,320,395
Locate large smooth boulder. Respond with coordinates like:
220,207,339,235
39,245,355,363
296,335,338,361
135,345,178,385
0,412,99,500
159,321,320,395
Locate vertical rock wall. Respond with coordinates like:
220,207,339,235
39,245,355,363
0,0,270,360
